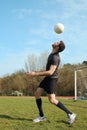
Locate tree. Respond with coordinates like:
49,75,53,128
82,61,87,65
25,52,49,72
57,64,75,96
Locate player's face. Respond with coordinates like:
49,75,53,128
52,42,60,48
52,42,60,53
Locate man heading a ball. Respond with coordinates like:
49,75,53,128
27,41,76,124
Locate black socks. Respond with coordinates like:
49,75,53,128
36,98,44,117
56,101,72,114
36,99,72,117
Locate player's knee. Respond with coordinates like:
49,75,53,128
34,91,38,97
35,91,40,98
49,98,55,105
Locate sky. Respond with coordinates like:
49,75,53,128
0,0,87,77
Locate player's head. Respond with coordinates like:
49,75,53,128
58,41,65,52
52,40,65,53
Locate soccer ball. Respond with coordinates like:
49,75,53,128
54,23,64,34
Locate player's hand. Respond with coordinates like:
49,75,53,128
27,71,36,76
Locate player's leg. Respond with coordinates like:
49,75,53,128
48,93,58,105
35,87,44,99
33,88,46,122
33,77,49,122
47,77,73,114
48,93,72,114
35,87,44,117
48,94,76,124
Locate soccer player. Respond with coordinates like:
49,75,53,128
27,41,76,124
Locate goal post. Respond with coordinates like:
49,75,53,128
74,66,87,100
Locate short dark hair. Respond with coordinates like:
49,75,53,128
58,41,65,52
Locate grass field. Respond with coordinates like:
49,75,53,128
0,97,87,130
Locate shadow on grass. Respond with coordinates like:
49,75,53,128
56,120,68,125
0,114,32,121
0,115,70,126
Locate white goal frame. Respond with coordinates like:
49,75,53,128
74,66,87,100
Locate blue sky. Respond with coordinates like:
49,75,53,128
0,0,87,77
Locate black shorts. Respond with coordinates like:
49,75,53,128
39,77,57,94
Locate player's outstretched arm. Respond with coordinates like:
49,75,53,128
27,65,57,77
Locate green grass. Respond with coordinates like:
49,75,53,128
0,97,87,130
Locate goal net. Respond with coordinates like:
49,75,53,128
75,66,87,100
